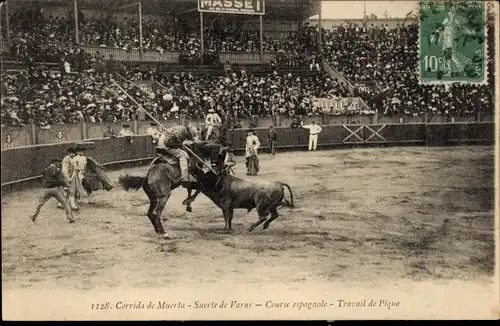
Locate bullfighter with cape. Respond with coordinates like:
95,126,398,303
74,144,114,204
245,130,261,176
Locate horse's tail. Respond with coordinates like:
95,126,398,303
279,182,295,208
118,174,146,191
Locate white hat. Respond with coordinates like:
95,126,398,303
208,108,215,113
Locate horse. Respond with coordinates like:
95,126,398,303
118,140,229,239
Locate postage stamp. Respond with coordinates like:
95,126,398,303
419,0,487,84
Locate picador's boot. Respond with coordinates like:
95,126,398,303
179,157,195,188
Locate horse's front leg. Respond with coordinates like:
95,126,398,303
182,188,192,205
184,189,202,213
182,188,193,212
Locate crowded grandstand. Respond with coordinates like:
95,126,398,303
0,0,496,129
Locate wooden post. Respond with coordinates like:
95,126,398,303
30,123,37,145
139,1,143,61
200,11,204,64
259,15,264,64
5,0,10,47
74,0,79,44
81,120,88,139
318,2,322,53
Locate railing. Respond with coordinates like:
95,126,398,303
219,52,277,64
320,57,371,112
79,45,181,63
320,56,356,94
1,39,280,64
1,122,495,188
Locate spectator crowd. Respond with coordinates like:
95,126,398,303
1,5,495,128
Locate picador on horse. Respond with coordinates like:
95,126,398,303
153,123,232,185
119,102,246,238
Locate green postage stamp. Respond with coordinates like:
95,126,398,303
419,0,487,84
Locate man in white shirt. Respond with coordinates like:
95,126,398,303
301,120,322,151
205,108,222,140
72,146,89,205
245,130,261,175
59,147,79,211
147,122,161,145
119,124,135,137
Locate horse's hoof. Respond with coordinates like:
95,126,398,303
68,219,76,224
186,207,192,213
162,234,173,240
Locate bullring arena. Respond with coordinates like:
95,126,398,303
2,145,495,290
1,0,498,320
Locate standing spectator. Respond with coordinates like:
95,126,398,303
301,120,322,151
224,61,232,75
205,108,222,140
267,126,277,157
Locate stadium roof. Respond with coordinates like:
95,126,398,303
10,0,320,20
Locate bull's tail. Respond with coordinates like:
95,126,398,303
279,182,295,208
118,174,146,191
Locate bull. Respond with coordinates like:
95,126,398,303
187,162,295,233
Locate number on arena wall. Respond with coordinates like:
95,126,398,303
4,132,13,145
55,130,65,142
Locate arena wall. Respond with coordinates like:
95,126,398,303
1,122,494,189
1,113,490,149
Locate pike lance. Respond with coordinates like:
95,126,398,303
110,78,217,174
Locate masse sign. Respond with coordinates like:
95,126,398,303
198,0,265,15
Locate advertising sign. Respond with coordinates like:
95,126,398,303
311,97,366,114
198,0,265,15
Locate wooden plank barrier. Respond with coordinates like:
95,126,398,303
1,136,155,186
1,123,494,188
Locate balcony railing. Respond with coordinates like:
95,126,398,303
1,38,280,65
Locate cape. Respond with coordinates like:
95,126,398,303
86,156,114,191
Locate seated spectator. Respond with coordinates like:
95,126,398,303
103,125,117,138
119,123,135,137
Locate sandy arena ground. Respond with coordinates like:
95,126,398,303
1,146,495,292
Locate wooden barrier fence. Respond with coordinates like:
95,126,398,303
1,113,493,149
1,122,494,188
